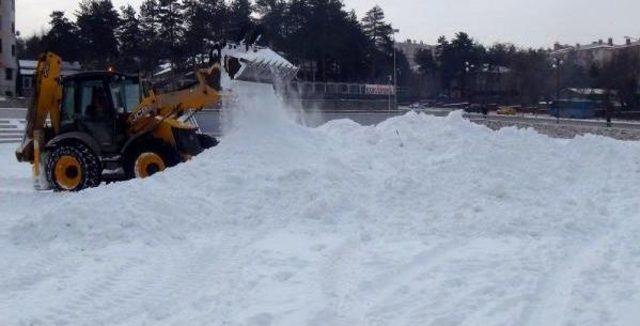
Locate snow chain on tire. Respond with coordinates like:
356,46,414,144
45,143,102,192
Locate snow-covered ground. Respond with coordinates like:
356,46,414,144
1,82,640,325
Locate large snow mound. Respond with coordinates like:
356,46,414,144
1,84,640,325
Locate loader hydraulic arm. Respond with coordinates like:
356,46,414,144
127,64,223,135
16,52,63,163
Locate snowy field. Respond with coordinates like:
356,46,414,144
1,83,640,325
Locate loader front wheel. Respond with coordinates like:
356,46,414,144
127,140,180,179
46,143,102,192
134,152,167,178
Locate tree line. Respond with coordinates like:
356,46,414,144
20,0,256,72
18,1,638,106
18,0,407,84
414,32,640,108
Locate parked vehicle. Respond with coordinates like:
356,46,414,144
497,106,518,116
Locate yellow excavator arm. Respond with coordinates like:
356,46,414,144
16,52,63,163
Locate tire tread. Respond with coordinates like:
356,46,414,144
46,143,102,192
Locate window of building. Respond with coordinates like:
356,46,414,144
6,68,13,81
11,44,15,57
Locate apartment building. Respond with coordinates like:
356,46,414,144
0,0,16,96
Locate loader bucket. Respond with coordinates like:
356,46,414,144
151,43,298,89
221,43,299,84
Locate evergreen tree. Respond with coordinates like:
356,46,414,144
117,5,144,71
139,0,161,71
202,0,228,46
254,0,287,48
415,48,437,76
599,50,640,108
436,33,483,96
361,6,393,50
486,43,517,67
19,34,47,60
227,0,253,41
509,48,552,104
183,0,224,63
361,5,394,81
44,11,81,61
75,0,121,68
254,0,384,82
334,10,374,81
157,0,186,64
284,0,312,60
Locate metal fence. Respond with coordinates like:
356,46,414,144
285,81,395,99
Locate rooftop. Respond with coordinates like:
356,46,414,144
18,60,82,77
552,38,640,54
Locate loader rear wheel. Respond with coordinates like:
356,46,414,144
126,140,180,179
46,143,102,192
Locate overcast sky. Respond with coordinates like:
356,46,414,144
16,0,640,48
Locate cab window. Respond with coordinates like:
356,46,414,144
110,78,141,113
61,81,75,124
80,80,112,122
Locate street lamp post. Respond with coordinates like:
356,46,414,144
393,29,400,112
465,61,475,106
552,57,564,123
388,74,392,114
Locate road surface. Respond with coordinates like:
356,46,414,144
1,108,404,143
3,107,640,140
0,108,28,119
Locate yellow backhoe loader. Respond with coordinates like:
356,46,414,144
15,38,298,192
15,52,224,191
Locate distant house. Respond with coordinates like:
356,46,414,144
548,88,617,119
560,88,618,103
550,99,597,119
18,60,82,97
552,38,640,67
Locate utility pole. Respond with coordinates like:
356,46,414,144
393,29,400,111
465,61,475,106
388,74,392,114
552,57,563,123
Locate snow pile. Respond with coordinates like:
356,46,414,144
1,84,640,325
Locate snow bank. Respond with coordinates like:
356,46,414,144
1,82,640,325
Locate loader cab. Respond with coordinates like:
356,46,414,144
60,72,141,153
